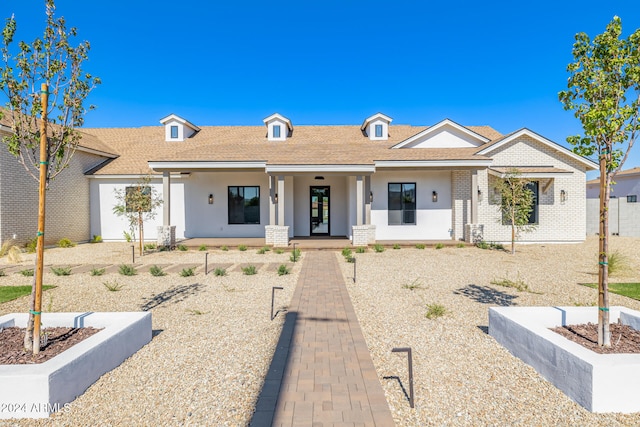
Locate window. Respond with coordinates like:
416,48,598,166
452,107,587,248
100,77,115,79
526,182,539,224
628,195,638,203
388,183,416,225
125,186,151,212
228,186,260,224
273,125,281,138
170,125,178,139
375,124,383,138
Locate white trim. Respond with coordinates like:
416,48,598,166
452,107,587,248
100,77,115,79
265,164,376,173
88,173,190,179
76,146,118,158
361,112,393,130
262,113,293,131
391,118,490,149
159,114,200,132
148,161,267,170
375,159,493,168
488,169,573,179
476,128,598,170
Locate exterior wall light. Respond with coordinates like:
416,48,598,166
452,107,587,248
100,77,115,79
370,191,373,203
432,190,438,203
477,187,483,202
560,189,567,203
274,193,279,204
208,194,214,204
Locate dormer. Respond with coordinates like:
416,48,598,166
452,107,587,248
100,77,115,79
361,113,392,141
263,113,292,141
160,114,200,142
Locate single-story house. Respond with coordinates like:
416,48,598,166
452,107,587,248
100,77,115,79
586,167,640,201
1,112,598,247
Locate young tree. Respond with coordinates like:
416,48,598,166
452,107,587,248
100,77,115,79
0,0,100,354
113,176,163,256
494,168,537,255
559,16,640,346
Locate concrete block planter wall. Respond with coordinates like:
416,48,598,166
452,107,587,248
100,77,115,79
489,306,640,413
0,312,152,419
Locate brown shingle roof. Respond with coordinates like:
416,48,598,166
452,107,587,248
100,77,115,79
586,166,640,184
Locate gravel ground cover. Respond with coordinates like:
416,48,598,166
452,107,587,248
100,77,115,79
339,236,640,426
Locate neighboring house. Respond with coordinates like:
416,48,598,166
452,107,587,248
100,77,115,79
586,167,640,201
71,113,597,247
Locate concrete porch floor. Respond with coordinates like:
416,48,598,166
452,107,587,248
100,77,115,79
179,237,465,250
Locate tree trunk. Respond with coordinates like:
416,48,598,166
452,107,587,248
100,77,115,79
138,211,144,256
23,266,37,352
598,153,611,346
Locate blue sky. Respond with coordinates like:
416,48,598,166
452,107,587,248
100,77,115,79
3,0,640,176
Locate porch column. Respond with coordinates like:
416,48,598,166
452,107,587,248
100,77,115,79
163,171,171,226
277,175,285,226
356,175,364,226
364,175,371,224
269,175,276,225
471,170,478,224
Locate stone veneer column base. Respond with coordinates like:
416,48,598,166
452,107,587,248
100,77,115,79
157,225,176,248
464,224,484,243
352,225,375,247
265,225,289,247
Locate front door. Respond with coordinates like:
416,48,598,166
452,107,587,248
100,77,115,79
310,186,330,235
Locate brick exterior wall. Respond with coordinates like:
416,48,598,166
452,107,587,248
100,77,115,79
478,135,589,243
0,143,107,246
265,225,289,247
451,171,471,241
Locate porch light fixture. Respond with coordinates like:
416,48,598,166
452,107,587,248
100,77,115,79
370,191,373,203
560,189,567,203
208,194,214,204
432,190,438,203
274,193,279,204
477,187,483,202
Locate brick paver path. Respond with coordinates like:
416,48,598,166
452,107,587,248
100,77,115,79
252,251,394,426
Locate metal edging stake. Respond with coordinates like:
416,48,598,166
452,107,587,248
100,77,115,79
392,347,414,408
292,243,298,262
353,257,356,283
132,245,135,264
271,286,284,320
205,252,209,275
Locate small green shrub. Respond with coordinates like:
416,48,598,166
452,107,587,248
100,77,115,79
0,269,5,277
144,243,157,251
373,244,385,253
402,278,423,291
476,240,490,249
355,247,367,253
158,245,170,252
198,244,207,251
118,264,137,276
25,237,37,253
51,266,72,276
213,267,227,276
435,243,444,250
180,267,195,277
177,244,188,251
149,265,166,277
123,231,133,242
491,274,531,292
221,245,229,251
20,269,34,277
425,303,448,319
277,264,290,276
345,256,355,263
90,234,103,243
104,280,123,292
257,247,267,254
392,244,401,250
90,267,106,276
456,243,466,248
261,246,271,252
275,248,284,254
290,248,301,262
57,238,76,248
415,243,426,249
242,265,257,275
491,242,505,250
238,244,247,251
341,247,353,258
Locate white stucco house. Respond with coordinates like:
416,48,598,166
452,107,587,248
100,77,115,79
586,167,640,201
1,112,598,247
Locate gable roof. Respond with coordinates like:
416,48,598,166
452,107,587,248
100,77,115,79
586,166,640,184
391,118,491,149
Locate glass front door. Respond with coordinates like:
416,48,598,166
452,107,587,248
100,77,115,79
310,186,330,235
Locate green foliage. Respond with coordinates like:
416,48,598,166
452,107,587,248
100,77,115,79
177,244,188,251
0,285,55,304
213,267,227,276
355,247,367,253
57,238,76,248
415,243,426,249
20,268,34,277
607,251,631,276
275,248,284,254
476,240,504,251
90,235,103,243
341,247,353,258
149,265,166,277
0,269,5,277
290,248,301,262
90,267,105,276
277,264,290,276
493,169,537,254
221,245,229,251
180,267,195,277
392,244,401,249
242,265,257,275
198,244,207,251
25,237,37,253
425,303,448,319
261,246,271,252
581,282,640,301
435,243,444,250
373,244,385,253
103,280,123,292
238,244,247,251
257,247,267,254
118,264,137,276
144,243,157,251
123,230,133,242
491,273,535,293
456,243,466,248
51,266,71,276
402,278,424,291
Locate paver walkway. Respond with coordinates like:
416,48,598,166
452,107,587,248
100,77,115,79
252,251,395,426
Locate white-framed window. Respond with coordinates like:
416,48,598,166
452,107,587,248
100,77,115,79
273,125,281,139
170,125,178,139
375,124,383,138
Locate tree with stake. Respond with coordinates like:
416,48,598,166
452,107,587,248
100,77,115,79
0,0,100,354
113,175,162,256
494,168,537,255
559,16,640,346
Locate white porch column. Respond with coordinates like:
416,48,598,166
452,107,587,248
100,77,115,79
356,175,364,226
471,169,478,224
163,171,171,226
277,175,285,226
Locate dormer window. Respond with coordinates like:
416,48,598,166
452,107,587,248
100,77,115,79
361,113,392,141
170,126,178,139
263,113,293,141
160,114,201,142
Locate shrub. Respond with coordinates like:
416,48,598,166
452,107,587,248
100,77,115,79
277,264,290,276
51,266,72,276
123,231,133,242
144,243,157,251
490,274,531,292
177,244,188,251
345,256,355,263
435,243,444,250
25,237,37,253
0,240,14,257
7,245,22,263
456,243,466,248
242,265,257,275
476,240,490,249
149,265,166,277
392,244,401,249
57,238,76,248
402,278,423,290
221,245,229,251
104,280,123,292
118,264,137,276
415,243,426,249
275,248,284,254
341,247,353,258
0,269,5,277
355,247,367,253
180,267,195,277
198,244,207,251
290,248,301,262
425,303,448,319
213,267,227,276
20,269,34,277
90,267,106,276
238,244,247,251
608,251,631,276
257,247,267,254
261,246,271,252
373,244,385,253
90,235,103,243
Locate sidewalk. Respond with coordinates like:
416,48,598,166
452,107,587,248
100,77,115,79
251,251,395,426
